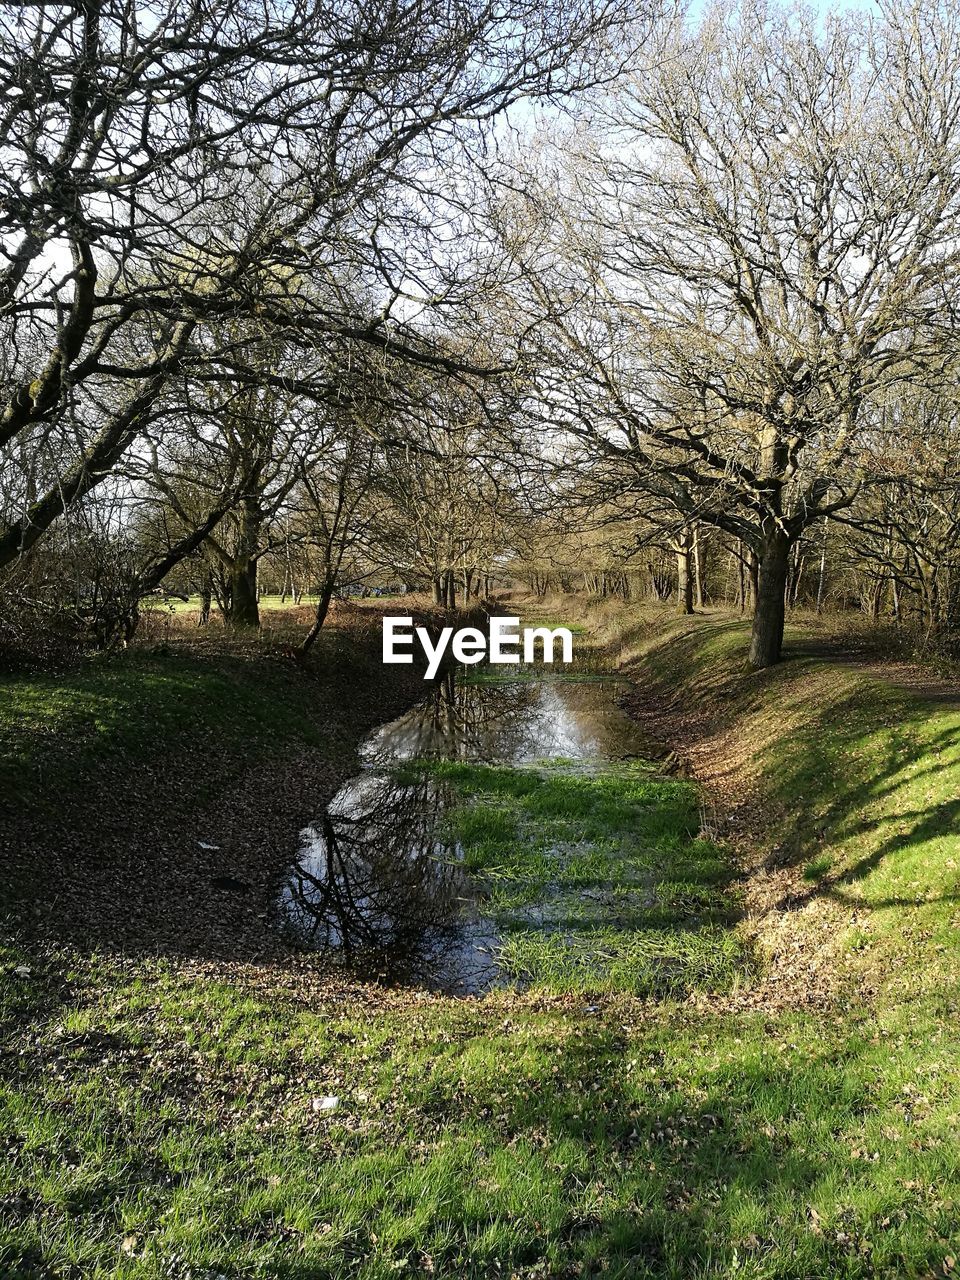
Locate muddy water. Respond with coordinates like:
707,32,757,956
277,673,658,992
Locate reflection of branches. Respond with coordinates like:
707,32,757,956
281,675,649,986
283,771,470,978
363,672,642,764
364,672,555,762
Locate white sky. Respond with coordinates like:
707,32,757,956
686,0,880,17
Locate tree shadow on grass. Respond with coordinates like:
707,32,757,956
7,995,947,1280
751,691,960,915
6,617,960,1275
379,1015,953,1280
619,616,960,944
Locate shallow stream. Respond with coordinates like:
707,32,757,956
276,672,740,996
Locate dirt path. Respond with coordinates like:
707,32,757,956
789,634,960,706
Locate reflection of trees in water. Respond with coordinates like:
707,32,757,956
426,672,537,759
282,770,491,986
280,677,652,988
364,672,573,763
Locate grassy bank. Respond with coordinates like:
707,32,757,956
0,604,443,958
583,604,960,1007
3,606,960,1277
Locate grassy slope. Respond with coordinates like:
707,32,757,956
608,609,960,1005
2,609,960,1278
0,600,424,813
1,649,330,811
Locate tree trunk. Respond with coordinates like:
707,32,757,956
692,527,704,609
198,574,212,627
747,549,759,609
226,495,262,627
749,529,791,669
816,519,828,614
299,578,336,654
676,531,694,614
947,567,960,633
921,566,941,634
648,561,671,601
230,558,260,627
871,577,885,621
433,577,443,606
790,551,806,607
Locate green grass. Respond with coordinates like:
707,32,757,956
160,593,404,615
398,757,746,995
803,853,834,881
0,650,335,811
619,613,960,1003
5,609,960,1276
3,952,960,1279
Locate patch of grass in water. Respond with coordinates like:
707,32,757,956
499,925,745,995
404,757,748,997
446,803,519,865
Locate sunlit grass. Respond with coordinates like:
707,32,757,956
632,615,960,1003
4,947,960,1279
6,607,960,1276
158,593,406,616
0,652,337,811
399,757,747,996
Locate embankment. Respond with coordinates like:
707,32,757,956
575,600,960,1014
0,601,455,960
4,600,960,1278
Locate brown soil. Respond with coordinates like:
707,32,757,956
1,603,444,966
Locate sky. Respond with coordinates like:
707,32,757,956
685,0,881,18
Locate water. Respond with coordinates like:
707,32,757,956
278,673,659,992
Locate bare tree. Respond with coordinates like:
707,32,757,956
0,0,637,580
508,0,960,664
